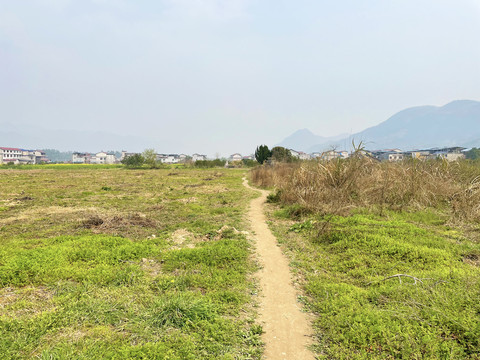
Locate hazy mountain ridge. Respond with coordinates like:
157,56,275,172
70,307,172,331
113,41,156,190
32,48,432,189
279,100,480,153
0,122,159,153
276,128,349,151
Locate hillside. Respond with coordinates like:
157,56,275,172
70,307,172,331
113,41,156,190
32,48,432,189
279,100,480,152
275,129,348,151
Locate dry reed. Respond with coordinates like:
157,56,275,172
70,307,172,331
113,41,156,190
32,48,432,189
251,155,480,221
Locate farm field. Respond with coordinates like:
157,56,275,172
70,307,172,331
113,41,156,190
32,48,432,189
0,167,262,359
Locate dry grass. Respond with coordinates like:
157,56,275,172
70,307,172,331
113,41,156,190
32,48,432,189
251,155,480,221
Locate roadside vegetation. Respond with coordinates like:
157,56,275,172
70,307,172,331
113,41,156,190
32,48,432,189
0,167,262,359
251,155,480,359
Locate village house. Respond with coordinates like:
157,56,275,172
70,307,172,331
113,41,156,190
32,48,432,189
122,151,188,164
297,151,311,160
192,153,207,162
317,150,349,161
72,152,92,164
371,149,405,162
0,147,23,164
157,154,181,164
404,147,466,162
229,153,243,161
0,148,50,165
91,152,116,164
21,150,36,164
288,149,300,158
120,151,138,161
34,150,49,163
429,147,466,161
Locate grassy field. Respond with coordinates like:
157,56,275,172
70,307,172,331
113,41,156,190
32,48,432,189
0,167,262,359
253,160,480,359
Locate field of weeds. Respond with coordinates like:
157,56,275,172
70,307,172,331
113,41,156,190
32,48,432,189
252,157,480,359
0,167,262,359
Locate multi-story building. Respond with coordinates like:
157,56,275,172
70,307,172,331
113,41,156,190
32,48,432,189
0,147,23,164
72,152,92,164
91,152,116,164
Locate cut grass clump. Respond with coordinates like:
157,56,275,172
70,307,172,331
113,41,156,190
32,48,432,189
146,293,217,328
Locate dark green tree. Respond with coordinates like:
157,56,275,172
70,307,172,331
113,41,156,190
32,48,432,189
121,153,144,168
255,145,272,164
271,146,293,162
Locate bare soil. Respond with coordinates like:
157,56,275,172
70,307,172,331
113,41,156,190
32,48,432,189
244,179,314,360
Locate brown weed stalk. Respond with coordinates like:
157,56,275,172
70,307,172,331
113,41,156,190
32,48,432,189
251,157,480,221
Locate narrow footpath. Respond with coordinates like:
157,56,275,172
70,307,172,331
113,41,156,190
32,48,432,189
243,179,314,360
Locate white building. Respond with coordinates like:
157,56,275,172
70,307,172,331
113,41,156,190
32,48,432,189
297,151,311,160
34,150,49,163
192,153,207,162
0,147,23,164
92,152,116,164
157,154,181,164
0,148,49,164
72,152,91,164
229,153,243,161
289,149,300,158
318,150,349,161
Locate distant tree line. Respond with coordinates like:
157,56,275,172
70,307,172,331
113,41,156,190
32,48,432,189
465,148,480,160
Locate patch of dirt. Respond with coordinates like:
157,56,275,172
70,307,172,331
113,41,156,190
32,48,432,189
0,286,55,318
463,253,480,266
15,196,34,201
184,184,202,188
177,197,198,204
243,178,314,360
169,229,198,249
81,213,157,231
0,206,100,226
215,225,249,240
201,185,229,194
140,258,163,276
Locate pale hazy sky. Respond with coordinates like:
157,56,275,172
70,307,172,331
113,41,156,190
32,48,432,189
1,0,480,156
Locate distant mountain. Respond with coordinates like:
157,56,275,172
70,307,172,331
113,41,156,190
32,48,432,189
276,128,348,152
306,100,480,152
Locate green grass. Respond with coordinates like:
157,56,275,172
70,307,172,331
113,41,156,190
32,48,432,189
0,168,262,359
267,206,480,359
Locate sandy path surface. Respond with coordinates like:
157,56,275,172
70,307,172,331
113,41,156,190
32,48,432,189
244,179,314,360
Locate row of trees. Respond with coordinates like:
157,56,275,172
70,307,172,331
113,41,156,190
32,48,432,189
122,145,295,169
255,145,294,164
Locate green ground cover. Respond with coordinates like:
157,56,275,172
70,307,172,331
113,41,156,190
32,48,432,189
0,168,262,359
267,204,480,359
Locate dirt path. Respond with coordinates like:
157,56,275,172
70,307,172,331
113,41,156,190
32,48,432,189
244,179,314,360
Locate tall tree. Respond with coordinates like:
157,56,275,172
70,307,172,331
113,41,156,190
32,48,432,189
121,153,144,168
255,145,272,164
271,146,293,162
142,148,157,168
